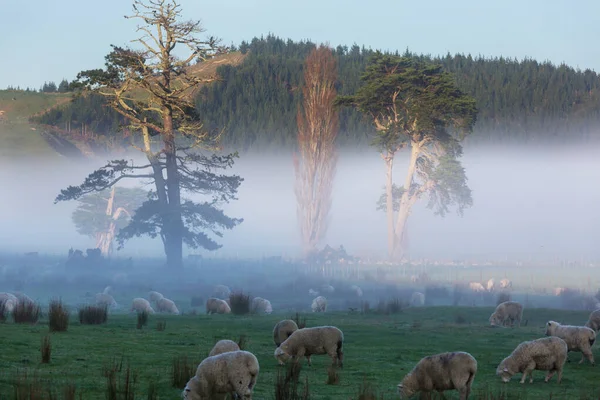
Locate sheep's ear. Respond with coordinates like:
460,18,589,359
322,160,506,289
547,322,551,326
397,384,403,388
503,367,509,372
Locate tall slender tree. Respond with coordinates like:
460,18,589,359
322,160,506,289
293,45,340,256
55,0,243,268
336,53,477,260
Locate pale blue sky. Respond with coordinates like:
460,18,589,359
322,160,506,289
1,0,597,89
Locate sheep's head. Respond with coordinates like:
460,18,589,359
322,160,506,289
496,360,513,383
264,302,273,314
489,312,500,327
181,378,201,400
274,346,289,365
396,380,414,398
545,321,559,336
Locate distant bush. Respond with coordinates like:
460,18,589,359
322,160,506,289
229,291,251,315
13,301,41,324
78,305,107,325
48,299,69,332
385,298,406,315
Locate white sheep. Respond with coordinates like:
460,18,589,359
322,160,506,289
182,350,259,400
585,309,600,333
397,351,477,400
468,282,486,293
320,284,335,294
251,297,273,314
0,292,17,313
545,320,596,364
213,284,231,299
499,278,512,289
410,292,425,307
489,301,523,327
496,336,568,384
274,326,344,368
209,339,241,357
486,278,495,292
350,285,363,297
102,286,112,295
130,298,155,314
95,293,117,308
148,291,164,303
311,296,327,312
206,298,231,314
308,288,319,296
156,297,180,315
273,319,299,347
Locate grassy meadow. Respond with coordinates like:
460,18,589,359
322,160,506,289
0,306,599,399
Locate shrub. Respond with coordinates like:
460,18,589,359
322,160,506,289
78,305,108,325
274,361,308,400
156,320,166,331
229,291,251,315
171,355,196,389
41,334,51,364
13,301,41,324
496,292,511,305
48,299,69,332
292,312,307,329
136,311,148,329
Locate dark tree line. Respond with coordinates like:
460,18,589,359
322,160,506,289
34,35,600,150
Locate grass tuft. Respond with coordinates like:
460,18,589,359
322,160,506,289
292,312,307,329
136,311,148,329
274,361,308,400
156,320,166,331
229,291,251,315
78,305,108,325
13,301,41,324
48,299,69,332
171,355,196,389
41,334,51,364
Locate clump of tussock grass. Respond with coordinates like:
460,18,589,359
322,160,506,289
103,357,137,400
13,301,41,324
136,311,148,329
274,361,308,400
355,378,386,400
78,305,107,325
384,298,406,315
454,313,468,324
229,291,251,315
291,312,307,329
41,334,51,364
361,301,370,314
156,320,166,331
326,365,339,385
48,299,69,332
237,334,248,350
171,355,196,389
0,300,7,323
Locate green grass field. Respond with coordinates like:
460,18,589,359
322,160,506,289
0,306,599,399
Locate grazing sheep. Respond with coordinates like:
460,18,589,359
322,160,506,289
545,320,596,365
206,297,231,314
213,284,231,299
273,319,299,347
469,282,486,293
350,285,363,297
251,297,273,314
397,351,477,400
585,309,600,332
311,296,327,312
496,336,568,384
182,350,259,400
209,340,241,357
489,301,523,327
0,292,17,313
148,291,164,303
95,293,117,308
410,292,425,307
486,278,495,292
320,284,335,294
308,288,319,296
130,298,155,314
156,297,180,315
499,278,512,289
274,326,344,368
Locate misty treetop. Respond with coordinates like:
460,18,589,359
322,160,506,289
34,35,600,151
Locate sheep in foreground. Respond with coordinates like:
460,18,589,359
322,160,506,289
397,351,477,400
496,336,568,384
584,309,600,333
95,293,117,308
410,292,425,307
182,350,259,400
273,319,299,347
274,325,344,368
206,298,231,314
130,298,155,314
251,297,273,314
156,297,180,315
148,291,164,303
545,320,596,364
209,340,241,357
489,301,523,327
311,296,327,312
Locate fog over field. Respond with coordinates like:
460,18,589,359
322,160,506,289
0,141,598,262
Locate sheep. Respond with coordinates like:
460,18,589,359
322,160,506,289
251,297,273,314
410,292,425,307
554,287,567,296
311,296,327,312
545,320,596,364
156,297,180,315
148,291,164,303
486,278,495,292
274,326,344,368
130,298,155,314
489,301,523,327
273,319,299,347
350,285,363,297
0,292,17,313
206,297,231,314
213,284,231,299
469,282,486,293
182,350,259,400
397,351,477,400
499,278,512,289
308,288,319,296
95,293,117,308
585,309,600,332
320,284,335,294
209,340,241,357
496,336,568,384
102,286,112,295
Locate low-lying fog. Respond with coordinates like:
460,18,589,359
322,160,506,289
1,142,599,262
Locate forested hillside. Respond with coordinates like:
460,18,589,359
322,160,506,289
35,35,600,151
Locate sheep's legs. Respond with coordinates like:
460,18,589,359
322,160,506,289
520,365,534,384
545,370,556,382
557,367,563,383
580,350,594,365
